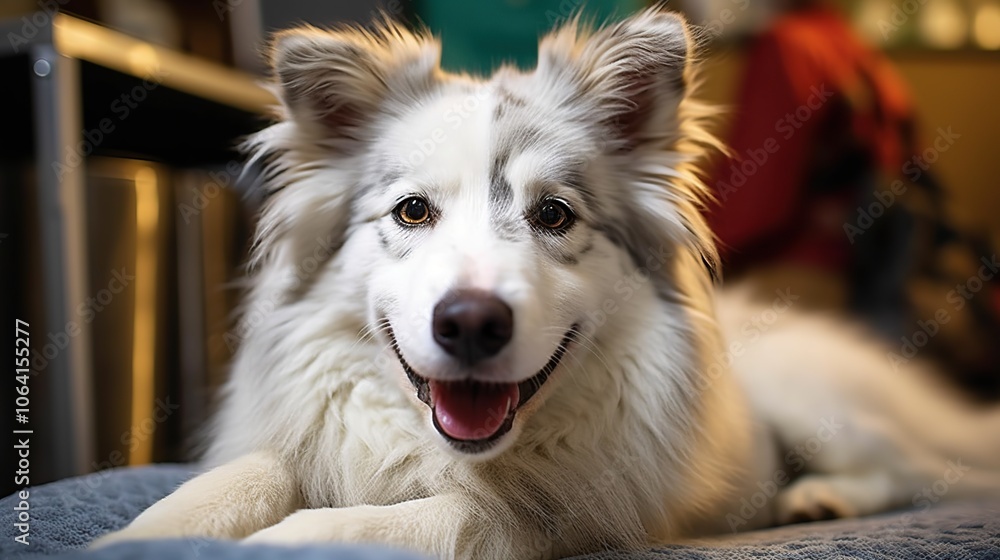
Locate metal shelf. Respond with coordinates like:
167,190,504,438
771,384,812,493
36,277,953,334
0,12,273,482
51,14,274,114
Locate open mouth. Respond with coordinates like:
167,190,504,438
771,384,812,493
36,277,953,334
386,325,578,454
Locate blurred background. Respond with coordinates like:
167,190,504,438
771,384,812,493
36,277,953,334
0,0,997,497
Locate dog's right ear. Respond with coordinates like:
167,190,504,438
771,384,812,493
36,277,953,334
271,21,441,137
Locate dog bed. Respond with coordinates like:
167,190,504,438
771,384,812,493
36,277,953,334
2,465,998,559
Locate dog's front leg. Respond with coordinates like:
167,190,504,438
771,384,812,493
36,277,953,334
92,450,300,547
245,494,475,558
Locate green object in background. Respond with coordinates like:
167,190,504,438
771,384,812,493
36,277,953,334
413,0,648,75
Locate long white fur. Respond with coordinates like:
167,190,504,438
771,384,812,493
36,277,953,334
92,8,1000,559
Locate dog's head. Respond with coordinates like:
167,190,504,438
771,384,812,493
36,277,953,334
250,9,717,459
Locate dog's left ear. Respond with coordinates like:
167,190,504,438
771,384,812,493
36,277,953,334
536,9,691,150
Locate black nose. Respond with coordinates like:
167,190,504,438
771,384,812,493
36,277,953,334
432,290,513,365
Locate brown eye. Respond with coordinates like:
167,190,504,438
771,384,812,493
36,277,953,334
535,199,574,231
395,197,430,225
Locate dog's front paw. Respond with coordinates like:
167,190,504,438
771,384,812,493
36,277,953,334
245,496,464,556
244,506,384,545
776,477,856,525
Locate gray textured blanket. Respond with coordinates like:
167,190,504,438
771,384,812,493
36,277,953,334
2,465,998,559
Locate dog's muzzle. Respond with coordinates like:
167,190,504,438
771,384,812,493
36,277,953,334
387,325,578,454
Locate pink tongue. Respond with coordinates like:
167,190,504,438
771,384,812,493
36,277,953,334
430,381,519,441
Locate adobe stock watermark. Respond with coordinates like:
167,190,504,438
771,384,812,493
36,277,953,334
910,460,971,511
406,87,492,167
579,245,673,333
6,0,70,53
222,233,342,352
30,268,135,374
695,288,800,393
701,0,751,40
878,0,932,42
54,68,170,181
716,84,834,201
893,459,971,527
86,396,181,476
886,255,998,370
543,0,585,26
844,126,960,244
726,416,844,531
177,160,243,224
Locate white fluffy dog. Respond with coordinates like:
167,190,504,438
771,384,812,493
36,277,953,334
94,9,1000,558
